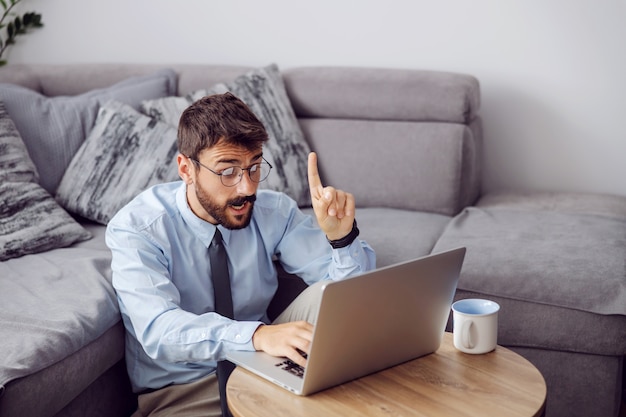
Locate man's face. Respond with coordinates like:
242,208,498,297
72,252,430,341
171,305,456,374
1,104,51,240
181,142,263,229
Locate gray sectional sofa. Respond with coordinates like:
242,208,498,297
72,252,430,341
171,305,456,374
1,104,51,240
0,63,624,417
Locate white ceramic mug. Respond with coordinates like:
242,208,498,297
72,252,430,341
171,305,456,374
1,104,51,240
451,298,500,354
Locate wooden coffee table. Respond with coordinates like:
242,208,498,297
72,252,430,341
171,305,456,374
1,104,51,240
226,332,546,417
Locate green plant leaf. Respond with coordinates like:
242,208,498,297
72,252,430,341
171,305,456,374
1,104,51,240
0,1,43,64
23,12,42,28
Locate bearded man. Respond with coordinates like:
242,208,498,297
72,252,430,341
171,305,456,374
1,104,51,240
106,92,375,417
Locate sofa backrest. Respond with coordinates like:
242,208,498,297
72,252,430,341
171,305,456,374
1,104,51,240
283,67,482,216
0,63,482,216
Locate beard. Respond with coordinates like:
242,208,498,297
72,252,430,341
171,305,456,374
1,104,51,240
195,184,256,230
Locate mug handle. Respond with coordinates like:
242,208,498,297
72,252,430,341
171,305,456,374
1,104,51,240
461,320,474,349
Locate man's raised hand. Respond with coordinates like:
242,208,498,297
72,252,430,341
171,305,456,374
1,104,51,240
307,152,355,241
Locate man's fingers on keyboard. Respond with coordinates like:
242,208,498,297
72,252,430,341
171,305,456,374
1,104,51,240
288,348,308,368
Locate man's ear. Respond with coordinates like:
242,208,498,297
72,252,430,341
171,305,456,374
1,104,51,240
177,154,194,185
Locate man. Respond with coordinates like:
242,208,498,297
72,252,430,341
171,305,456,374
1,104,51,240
106,92,376,417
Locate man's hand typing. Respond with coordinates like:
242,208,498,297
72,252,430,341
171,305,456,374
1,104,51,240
251,321,313,368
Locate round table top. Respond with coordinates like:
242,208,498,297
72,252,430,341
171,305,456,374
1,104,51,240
226,332,546,417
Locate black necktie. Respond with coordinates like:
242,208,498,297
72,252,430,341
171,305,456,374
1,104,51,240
209,228,235,417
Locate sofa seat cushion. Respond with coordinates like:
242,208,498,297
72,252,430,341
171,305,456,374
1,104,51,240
0,322,126,417
433,192,626,316
0,223,120,390
303,207,452,267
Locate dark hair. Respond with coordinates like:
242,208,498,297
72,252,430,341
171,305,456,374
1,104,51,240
177,92,268,160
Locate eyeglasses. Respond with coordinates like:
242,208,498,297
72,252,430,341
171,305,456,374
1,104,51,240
189,157,273,187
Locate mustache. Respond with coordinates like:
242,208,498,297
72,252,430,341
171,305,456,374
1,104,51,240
227,194,256,206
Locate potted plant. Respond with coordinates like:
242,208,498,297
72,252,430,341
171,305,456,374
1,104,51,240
0,0,43,66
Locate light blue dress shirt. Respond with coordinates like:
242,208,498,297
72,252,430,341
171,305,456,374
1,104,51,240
106,181,376,392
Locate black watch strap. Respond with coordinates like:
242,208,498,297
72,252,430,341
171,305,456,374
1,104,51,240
327,220,360,249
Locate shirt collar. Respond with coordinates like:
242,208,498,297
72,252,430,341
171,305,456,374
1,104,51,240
175,182,233,248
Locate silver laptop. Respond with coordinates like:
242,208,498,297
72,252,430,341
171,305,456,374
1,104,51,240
226,246,466,396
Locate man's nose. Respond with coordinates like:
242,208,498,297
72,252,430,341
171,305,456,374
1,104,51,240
236,170,257,194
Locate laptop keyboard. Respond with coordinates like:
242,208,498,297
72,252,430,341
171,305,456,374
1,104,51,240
275,359,305,378
275,350,307,378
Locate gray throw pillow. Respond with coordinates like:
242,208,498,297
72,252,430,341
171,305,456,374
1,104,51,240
142,64,312,206
0,69,177,194
0,182,92,261
56,101,180,224
0,103,91,261
0,102,38,183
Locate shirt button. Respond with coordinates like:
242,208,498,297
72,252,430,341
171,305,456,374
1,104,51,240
201,332,207,338
235,334,242,340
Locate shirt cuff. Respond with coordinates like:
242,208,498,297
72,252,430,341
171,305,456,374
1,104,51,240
331,239,371,276
221,320,264,352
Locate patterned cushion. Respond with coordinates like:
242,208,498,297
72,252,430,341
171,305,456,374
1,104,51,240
0,69,177,194
0,103,91,261
0,182,92,261
0,102,38,184
142,64,312,206
56,101,180,224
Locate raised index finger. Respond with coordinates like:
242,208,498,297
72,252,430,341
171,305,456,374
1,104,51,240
308,152,323,196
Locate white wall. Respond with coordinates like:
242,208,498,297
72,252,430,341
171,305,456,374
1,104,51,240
10,0,626,197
